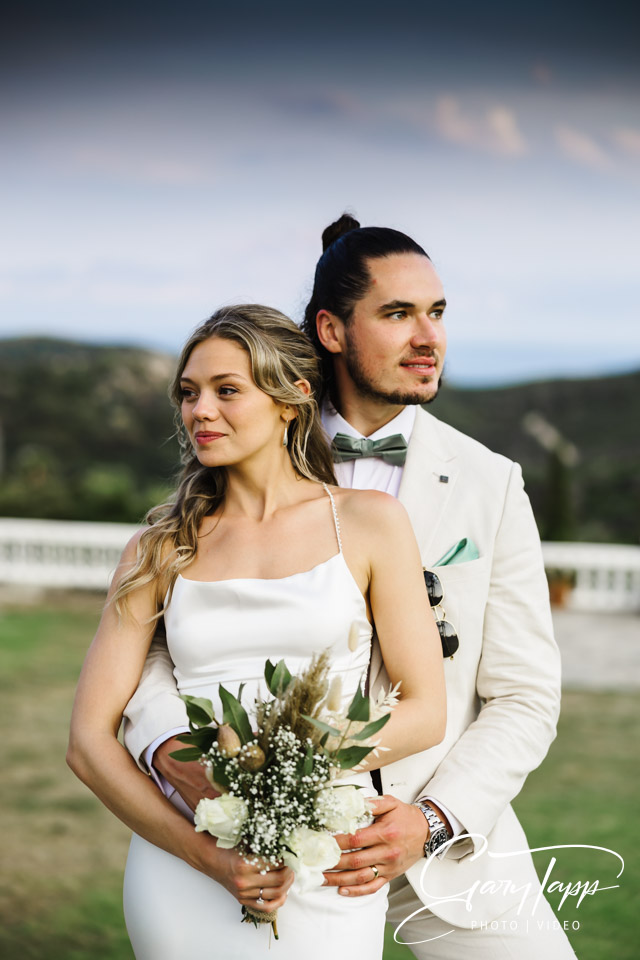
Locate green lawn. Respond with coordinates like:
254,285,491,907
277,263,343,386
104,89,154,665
0,603,636,959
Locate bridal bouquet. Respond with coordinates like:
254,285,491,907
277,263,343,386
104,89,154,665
171,646,398,938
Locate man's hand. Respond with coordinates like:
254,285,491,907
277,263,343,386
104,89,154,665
323,795,428,896
153,735,219,812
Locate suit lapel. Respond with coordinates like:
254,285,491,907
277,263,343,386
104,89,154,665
398,408,458,563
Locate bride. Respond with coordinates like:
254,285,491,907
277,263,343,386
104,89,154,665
67,304,445,959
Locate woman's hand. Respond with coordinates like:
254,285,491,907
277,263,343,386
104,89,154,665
191,833,294,911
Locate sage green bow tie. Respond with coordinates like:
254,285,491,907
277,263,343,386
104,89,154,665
332,432,408,466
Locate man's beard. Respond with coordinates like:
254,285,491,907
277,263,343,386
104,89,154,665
344,341,444,406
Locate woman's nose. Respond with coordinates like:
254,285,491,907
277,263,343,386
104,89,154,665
192,392,219,421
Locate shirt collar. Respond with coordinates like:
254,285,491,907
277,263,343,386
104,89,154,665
322,403,417,443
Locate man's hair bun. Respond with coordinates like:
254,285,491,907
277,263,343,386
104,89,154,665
321,213,361,252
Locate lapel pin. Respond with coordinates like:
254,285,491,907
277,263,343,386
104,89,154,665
439,475,449,484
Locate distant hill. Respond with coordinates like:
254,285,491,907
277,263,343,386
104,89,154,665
0,337,638,542
0,338,178,522
430,370,640,544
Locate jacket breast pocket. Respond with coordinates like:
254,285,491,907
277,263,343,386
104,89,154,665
425,557,490,664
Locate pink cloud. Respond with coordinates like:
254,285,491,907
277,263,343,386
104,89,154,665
612,127,640,158
555,125,613,171
435,96,527,157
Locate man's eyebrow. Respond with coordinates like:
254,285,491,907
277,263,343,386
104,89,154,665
377,298,447,313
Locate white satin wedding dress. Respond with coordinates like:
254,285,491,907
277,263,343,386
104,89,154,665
123,485,387,959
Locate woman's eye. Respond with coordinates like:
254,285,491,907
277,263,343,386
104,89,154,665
218,386,238,397
180,388,196,400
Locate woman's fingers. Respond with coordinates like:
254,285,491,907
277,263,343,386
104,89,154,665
234,864,294,909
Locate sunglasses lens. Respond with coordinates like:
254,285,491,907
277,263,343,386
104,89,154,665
423,570,444,606
437,620,459,658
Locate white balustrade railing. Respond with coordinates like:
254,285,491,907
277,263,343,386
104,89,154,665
0,518,639,612
541,541,640,612
0,518,139,590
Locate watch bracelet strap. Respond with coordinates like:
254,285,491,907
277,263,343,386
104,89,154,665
414,799,449,833
413,800,450,855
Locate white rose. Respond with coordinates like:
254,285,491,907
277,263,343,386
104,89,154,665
194,795,248,849
315,785,373,834
282,827,341,893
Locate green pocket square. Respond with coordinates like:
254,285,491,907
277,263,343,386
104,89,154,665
434,537,480,566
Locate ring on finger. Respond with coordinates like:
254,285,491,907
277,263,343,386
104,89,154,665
256,888,265,904
371,865,379,880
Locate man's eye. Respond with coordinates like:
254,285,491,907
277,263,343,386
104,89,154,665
389,311,407,320
430,310,444,320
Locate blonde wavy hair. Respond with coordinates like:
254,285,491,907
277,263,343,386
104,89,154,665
113,304,337,617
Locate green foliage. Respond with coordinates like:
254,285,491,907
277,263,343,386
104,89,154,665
303,716,343,738
182,694,216,727
176,727,217,751
168,745,204,762
218,684,254,744
431,369,640,544
334,744,375,769
347,683,370,722
0,336,178,523
350,713,390,740
542,449,576,541
264,658,293,697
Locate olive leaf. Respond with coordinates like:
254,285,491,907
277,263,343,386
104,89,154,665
169,746,204,762
301,715,342,738
264,659,293,697
346,685,370,722
349,714,390,741
181,694,216,728
219,684,253,744
334,745,374,769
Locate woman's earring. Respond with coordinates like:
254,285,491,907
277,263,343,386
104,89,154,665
282,420,289,447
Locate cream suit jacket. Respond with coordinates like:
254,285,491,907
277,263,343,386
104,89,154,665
123,408,561,927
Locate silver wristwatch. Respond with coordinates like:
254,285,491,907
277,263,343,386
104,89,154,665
413,801,450,858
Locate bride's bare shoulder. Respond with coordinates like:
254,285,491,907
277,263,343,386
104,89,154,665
331,486,410,531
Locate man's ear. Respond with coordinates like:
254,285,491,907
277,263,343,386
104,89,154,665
316,310,344,355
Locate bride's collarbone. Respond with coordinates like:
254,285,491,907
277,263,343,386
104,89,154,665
185,528,340,582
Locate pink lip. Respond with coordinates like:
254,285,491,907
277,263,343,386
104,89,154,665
195,432,225,444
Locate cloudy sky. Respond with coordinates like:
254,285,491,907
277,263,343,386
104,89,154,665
2,1,639,384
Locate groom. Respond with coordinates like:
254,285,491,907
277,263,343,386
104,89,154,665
123,216,577,957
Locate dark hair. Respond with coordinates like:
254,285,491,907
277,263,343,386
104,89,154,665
301,213,430,399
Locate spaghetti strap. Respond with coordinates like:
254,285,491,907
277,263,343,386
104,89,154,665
322,482,343,554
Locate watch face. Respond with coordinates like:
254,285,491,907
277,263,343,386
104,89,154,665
428,827,449,854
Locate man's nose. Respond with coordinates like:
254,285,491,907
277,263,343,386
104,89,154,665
411,314,441,347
